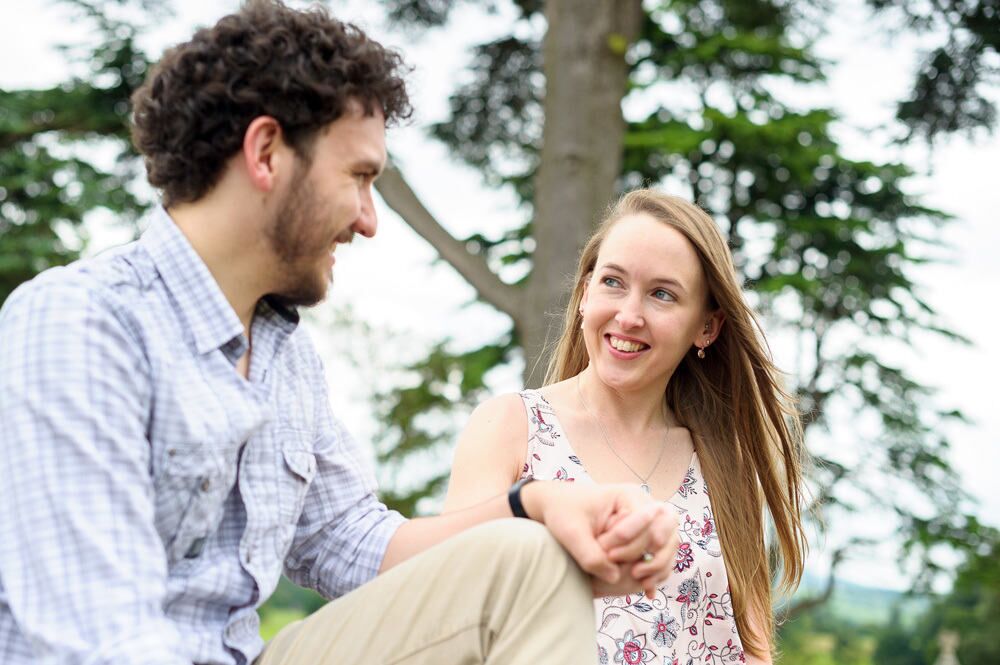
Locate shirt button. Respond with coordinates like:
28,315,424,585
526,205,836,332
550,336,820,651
201,478,211,491
185,537,206,559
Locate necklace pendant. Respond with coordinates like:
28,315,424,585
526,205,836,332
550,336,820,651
640,483,651,495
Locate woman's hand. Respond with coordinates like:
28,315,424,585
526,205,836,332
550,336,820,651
522,481,680,598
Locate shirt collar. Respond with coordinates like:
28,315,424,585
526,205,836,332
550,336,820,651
140,207,248,356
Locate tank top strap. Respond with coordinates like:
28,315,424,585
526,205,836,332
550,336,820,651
516,389,582,482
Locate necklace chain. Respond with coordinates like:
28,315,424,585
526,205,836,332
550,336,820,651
576,375,669,494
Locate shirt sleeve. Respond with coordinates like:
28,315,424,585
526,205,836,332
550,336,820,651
0,277,188,665
282,354,406,599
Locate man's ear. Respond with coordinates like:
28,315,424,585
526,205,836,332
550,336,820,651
242,116,288,193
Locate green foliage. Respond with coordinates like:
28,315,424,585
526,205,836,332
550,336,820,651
871,611,927,665
257,577,327,641
872,526,1000,664
379,0,542,28
640,0,824,86
770,574,976,665
777,606,879,664
902,514,997,591
429,35,542,203
374,336,517,515
0,0,154,306
930,535,1000,664
866,0,999,140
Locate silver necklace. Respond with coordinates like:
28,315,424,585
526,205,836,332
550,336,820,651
576,375,669,495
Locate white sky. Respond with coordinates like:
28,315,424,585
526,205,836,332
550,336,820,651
2,0,997,592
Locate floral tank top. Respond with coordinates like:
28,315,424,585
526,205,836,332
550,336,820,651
517,390,746,665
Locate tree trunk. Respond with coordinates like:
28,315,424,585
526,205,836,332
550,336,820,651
518,0,642,386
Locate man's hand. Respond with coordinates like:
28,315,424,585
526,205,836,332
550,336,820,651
521,482,679,599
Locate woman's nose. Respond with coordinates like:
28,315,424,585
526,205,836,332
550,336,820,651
615,296,644,329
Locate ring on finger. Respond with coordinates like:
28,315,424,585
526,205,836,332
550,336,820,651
641,551,654,563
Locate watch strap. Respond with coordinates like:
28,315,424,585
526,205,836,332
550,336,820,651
507,477,536,519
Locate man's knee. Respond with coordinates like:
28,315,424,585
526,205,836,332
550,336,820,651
459,518,576,574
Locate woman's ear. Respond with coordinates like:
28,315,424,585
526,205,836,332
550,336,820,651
693,308,726,352
579,273,592,314
704,309,725,343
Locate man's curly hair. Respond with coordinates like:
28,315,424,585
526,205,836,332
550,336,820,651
131,0,411,207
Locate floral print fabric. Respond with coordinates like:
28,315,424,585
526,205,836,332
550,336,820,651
517,390,746,665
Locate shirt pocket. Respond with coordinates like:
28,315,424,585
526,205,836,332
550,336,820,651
153,442,231,564
278,435,317,525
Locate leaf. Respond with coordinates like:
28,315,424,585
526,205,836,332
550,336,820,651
599,613,620,632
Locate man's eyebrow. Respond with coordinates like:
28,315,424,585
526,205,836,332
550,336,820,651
353,159,385,175
600,262,688,292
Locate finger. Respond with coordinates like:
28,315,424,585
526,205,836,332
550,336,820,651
632,530,680,590
607,534,653,564
599,506,629,534
566,527,621,584
596,504,655,552
644,505,679,552
631,542,672,583
605,514,659,562
638,565,665,600
635,559,668,600
589,563,632,598
643,505,674,550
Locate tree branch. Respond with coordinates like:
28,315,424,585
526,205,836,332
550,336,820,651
375,164,523,321
785,546,847,619
806,456,850,517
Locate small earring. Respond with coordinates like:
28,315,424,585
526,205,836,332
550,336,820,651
697,347,706,359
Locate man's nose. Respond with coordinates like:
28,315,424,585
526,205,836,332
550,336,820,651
352,195,378,239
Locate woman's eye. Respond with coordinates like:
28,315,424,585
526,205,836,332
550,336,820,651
601,276,622,288
653,288,675,301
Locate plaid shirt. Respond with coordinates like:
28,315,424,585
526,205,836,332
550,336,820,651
0,208,406,665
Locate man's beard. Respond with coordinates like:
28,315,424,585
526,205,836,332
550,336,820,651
265,171,332,309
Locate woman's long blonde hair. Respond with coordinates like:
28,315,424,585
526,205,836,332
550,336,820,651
545,189,808,659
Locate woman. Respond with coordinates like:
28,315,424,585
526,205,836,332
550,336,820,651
444,189,808,664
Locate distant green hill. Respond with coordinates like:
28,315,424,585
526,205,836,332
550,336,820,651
793,573,930,626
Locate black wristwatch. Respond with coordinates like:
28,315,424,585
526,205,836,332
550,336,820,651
508,476,536,519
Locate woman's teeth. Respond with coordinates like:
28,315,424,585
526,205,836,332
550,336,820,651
609,335,647,353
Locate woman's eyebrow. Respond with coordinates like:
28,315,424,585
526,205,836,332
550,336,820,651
600,262,687,293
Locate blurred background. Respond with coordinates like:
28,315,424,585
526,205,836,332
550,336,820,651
1,0,998,662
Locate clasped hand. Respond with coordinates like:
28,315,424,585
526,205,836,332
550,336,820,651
523,482,680,599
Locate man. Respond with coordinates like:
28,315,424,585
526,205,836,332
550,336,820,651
0,2,678,664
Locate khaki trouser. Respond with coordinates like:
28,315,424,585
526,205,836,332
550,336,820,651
257,519,597,665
